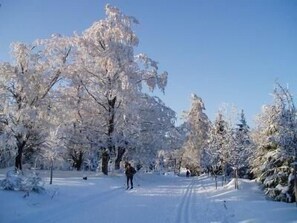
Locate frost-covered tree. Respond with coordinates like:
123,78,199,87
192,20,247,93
0,4,176,176
66,5,168,174
230,110,253,188
128,94,176,168
181,94,210,175
207,111,231,177
57,84,92,171
251,84,297,202
0,37,71,171
41,127,65,184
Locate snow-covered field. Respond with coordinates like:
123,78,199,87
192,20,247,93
0,169,297,223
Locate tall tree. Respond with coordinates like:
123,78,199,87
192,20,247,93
129,94,176,167
0,37,71,171
66,5,168,174
251,83,297,202
230,110,253,188
207,111,231,176
181,94,210,175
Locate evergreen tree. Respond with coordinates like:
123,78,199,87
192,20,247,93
181,94,210,175
230,110,253,188
251,83,297,202
207,111,232,180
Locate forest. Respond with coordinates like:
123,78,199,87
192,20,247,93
0,5,296,204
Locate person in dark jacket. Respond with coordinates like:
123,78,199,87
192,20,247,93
125,162,136,189
186,169,190,177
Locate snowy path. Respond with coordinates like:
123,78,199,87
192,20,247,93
175,177,201,223
1,171,297,223
175,178,193,222
174,175,233,223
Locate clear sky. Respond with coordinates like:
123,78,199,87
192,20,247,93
0,0,296,126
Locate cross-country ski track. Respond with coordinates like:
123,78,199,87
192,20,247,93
1,170,297,223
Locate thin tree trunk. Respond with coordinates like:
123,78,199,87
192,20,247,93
294,157,297,206
15,153,22,171
50,160,53,185
235,168,239,189
15,139,26,172
115,147,126,170
71,151,84,171
102,150,109,175
221,162,225,186
293,137,297,205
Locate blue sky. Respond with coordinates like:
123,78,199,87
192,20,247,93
0,0,296,126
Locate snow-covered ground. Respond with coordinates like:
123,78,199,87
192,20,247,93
0,169,297,223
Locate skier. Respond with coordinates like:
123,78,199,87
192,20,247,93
125,162,136,189
186,169,190,177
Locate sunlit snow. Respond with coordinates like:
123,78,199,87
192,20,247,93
0,169,297,223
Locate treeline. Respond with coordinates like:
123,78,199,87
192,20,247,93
0,5,178,175
163,85,297,203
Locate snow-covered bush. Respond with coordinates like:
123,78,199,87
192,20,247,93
0,170,45,193
254,149,294,202
0,170,23,190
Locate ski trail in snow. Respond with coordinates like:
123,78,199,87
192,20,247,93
174,175,236,223
175,178,196,223
194,175,235,223
175,177,211,223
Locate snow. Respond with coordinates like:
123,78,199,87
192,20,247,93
1,169,297,223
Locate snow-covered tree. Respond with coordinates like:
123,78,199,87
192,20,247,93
129,94,176,168
0,37,71,171
251,83,297,202
41,126,65,184
65,5,168,174
230,110,253,188
181,94,210,175
207,111,232,177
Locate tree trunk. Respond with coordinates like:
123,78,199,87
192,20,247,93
71,151,83,171
15,153,22,171
294,160,297,206
115,147,126,170
235,168,239,189
103,95,116,174
50,160,53,185
221,160,224,186
102,150,110,175
76,151,83,171
15,139,26,172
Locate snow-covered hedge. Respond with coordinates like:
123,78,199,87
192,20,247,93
0,170,45,193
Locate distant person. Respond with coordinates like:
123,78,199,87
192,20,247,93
186,169,190,177
125,162,136,189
